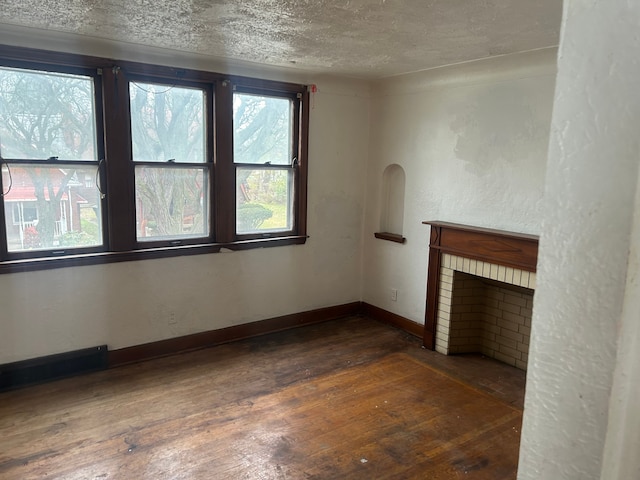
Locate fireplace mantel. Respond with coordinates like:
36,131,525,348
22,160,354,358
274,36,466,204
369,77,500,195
422,221,539,350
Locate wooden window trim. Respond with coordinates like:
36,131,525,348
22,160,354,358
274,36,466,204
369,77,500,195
0,45,309,274
232,86,304,241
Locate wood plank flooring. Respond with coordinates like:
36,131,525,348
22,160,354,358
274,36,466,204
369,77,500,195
0,315,526,479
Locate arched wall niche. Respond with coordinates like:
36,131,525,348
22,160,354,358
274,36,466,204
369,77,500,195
375,164,406,243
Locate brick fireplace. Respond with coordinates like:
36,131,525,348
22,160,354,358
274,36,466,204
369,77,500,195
423,222,539,370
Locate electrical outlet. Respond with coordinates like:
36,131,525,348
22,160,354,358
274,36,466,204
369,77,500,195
168,311,177,325
391,288,398,301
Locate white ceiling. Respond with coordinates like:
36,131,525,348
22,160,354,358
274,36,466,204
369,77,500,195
0,0,562,79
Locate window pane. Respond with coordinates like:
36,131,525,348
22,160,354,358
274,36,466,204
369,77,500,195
0,67,97,160
236,168,292,233
233,94,292,165
130,82,205,163
2,164,103,252
135,166,208,241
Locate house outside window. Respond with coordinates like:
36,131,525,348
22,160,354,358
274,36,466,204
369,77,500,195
0,66,103,254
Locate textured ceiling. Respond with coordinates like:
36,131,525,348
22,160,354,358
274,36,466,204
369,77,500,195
0,0,562,79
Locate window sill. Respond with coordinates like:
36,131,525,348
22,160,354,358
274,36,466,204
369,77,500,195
0,235,308,274
374,232,406,244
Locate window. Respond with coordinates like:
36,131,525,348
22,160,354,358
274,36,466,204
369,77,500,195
129,80,210,243
0,46,309,272
0,65,104,255
234,91,297,235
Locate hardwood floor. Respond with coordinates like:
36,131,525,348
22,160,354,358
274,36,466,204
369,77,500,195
0,315,526,479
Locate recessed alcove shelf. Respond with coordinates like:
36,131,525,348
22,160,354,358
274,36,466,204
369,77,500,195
374,232,406,243
376,164,406,243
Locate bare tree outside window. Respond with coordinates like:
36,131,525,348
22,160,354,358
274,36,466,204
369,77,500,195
0,67,102,251
129,82,208,241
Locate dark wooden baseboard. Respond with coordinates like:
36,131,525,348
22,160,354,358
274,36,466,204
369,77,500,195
1,301,421,386
108,302,361,367
109,301,424,367
0,345,108,392
361,302,424,338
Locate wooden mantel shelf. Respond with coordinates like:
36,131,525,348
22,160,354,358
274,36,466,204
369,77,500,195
422,221,539,350
422,221,538,272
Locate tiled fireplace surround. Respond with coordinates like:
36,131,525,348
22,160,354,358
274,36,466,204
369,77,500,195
423,222,539,371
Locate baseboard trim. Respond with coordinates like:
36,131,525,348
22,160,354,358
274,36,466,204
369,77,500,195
361,302,424,338
0,345,108,392
2,301,420,383
108,302,361,367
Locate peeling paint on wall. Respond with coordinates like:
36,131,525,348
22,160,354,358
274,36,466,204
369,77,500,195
450,84,549,177
362,50,555,324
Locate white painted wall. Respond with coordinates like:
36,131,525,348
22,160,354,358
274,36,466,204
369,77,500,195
600,160,640,480
0,33,370,364
518,1,640,479
362,49,556,322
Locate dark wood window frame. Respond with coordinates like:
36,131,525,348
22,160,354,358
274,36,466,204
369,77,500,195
0,45,309,274
233,86,304,241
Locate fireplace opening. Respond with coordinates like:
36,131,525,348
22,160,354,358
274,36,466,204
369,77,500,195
444,271,532,370
423,222,538,371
